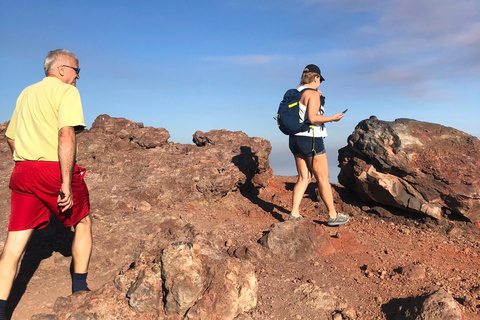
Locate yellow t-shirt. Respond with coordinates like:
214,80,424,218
5,77,86,161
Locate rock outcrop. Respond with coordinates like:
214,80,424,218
77,115,272,209
0,115,269,320
338,117,480,223
48,227,258,320
192,129,272,191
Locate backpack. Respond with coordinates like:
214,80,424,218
275,88,316,135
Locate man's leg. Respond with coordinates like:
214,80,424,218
71,214,92,292
0,229,34,320
0,230,34,299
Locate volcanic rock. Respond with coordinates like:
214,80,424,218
184,258,258,320
294,283,336,311
399,264,426,281
2,114,480,320
338,117,480,222
48,221,258,319
90,113,171,149
75,115,272,210
161,242,206,316
192,129,272,190
0,115,268,319
394,289,464,320
259,219,333,260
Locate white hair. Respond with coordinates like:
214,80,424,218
44,49,78,76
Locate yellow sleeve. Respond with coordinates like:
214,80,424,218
57,86,86,133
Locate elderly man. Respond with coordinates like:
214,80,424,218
0,49,92,319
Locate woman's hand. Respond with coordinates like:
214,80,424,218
331,113,344,122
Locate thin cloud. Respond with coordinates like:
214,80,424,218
301,0,384,11
323,0,480,100
374,67,424,84
378,0,479,36
202,54,292,66
447,23,480,46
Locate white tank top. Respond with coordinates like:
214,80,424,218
295,86,328,138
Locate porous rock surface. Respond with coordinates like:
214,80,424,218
338,116,480,222
50,227,258,320
84,114,271,203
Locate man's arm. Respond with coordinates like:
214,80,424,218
7,138,15,155
58,126,76,212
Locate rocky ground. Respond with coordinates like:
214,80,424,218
4,175,480,320
1,116,479,320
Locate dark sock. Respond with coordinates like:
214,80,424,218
72,272,88,293
0,299,7,320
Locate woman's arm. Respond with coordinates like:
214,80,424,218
303,90,344,125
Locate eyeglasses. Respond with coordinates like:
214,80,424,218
62,65,81,75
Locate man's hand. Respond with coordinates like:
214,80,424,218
58,185,73,212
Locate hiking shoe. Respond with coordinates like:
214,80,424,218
327,213,350,226
288,214,303,221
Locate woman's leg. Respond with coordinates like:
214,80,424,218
290,153,311,218
308,153,337,219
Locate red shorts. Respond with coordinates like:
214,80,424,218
8,161,90,231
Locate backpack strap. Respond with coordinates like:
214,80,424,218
299,88,318,170
298,88,317,126
298,87,316,94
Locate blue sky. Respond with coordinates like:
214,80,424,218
1,0,479,180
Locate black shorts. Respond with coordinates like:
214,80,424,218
289,135,326,157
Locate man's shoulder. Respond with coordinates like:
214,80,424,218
39,77,78,90
21,79,45,92
22,77,65,91
43,78,80,97
19,78,81,106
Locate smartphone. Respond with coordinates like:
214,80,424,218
342,109,348,114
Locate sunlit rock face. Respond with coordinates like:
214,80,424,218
338,116,480,223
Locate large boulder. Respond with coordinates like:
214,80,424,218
161,242,207,317
49,239,257,320
192,129,272,190
338,117,480,222
90,114,171,148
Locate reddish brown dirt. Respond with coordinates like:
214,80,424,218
5,175,480,319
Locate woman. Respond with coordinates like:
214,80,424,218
288,64,349,226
